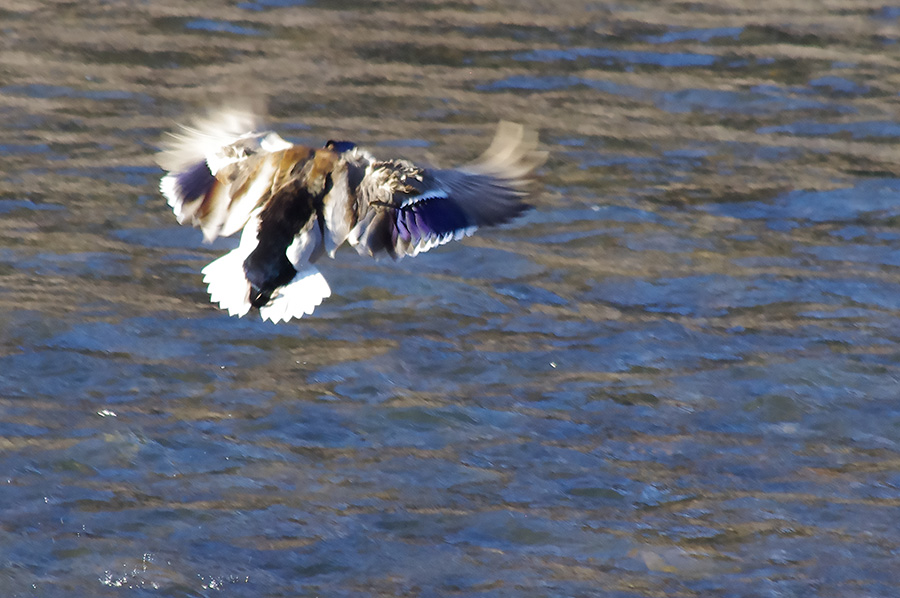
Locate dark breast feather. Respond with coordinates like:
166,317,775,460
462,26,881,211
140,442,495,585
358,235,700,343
242,147,336,307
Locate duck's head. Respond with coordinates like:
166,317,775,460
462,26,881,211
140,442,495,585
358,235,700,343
325,140,358,154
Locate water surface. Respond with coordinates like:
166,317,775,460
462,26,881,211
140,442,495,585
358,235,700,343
2,1,900,596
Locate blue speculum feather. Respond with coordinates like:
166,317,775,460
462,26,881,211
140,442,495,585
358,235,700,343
396,215,412,242
413,209,430,239
425,200,469,234
397,199,471,243
176,160,216,199
401,209,421,239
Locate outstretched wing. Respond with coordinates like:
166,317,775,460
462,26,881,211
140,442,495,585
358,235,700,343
159,109,337,324
157,109,294,242
345,122,546,259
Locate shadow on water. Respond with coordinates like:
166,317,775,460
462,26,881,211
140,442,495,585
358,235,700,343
2,1,900,596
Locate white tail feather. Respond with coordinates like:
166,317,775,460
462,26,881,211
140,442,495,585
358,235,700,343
200,216,258,317
258,267,331,324
201,248,253,318
197,213,330,323
199,248,331,323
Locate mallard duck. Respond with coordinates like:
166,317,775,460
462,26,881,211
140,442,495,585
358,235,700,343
158,110,545,323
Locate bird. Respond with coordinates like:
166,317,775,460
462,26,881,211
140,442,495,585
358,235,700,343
157,109,545,323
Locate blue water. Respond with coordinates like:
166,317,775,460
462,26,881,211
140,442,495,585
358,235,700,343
2,1,900,597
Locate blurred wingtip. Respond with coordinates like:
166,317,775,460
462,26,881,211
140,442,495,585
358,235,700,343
156,104,267,172
466,121,547,184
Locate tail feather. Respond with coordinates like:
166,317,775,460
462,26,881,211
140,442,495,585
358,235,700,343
200,253,330,323
201,248,253,318
200,248,331,323
258,267,332,324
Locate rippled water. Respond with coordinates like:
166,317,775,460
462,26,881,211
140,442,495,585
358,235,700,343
3,1,900,596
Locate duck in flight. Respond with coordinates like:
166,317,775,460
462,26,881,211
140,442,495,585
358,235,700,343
158,110,545,323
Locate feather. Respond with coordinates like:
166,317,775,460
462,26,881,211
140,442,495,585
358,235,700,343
200,215,259,318
157,110,292,243
345,121,545,259
258,267,331,324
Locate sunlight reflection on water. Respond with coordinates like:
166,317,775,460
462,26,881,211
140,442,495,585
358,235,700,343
2,1,900,596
